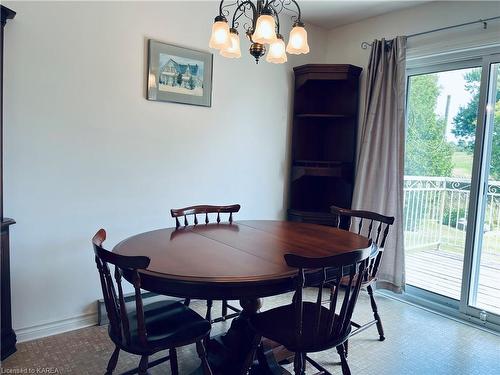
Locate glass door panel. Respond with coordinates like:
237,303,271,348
405,67,481,299
470,62,500,315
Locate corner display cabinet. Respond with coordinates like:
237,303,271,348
288,64,362,225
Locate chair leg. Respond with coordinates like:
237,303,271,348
196,340,213,375
293,352,305,375
206,299,213,323
367,285,385,341
221,300,228,319
138,355,148,375
169,348,179,375
105,345,120,374
344,339,349,358
204,300,212,348
336,345,351,375
240,334,262,375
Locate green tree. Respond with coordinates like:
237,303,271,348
491,101,500,179
188,76,195,90
452,68,500,179
452,69,481,152
405,74,454,176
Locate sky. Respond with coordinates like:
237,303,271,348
434,67,477,142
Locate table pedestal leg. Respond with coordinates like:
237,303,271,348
206,298,291,375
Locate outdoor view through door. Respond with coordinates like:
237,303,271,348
473,62,500,316
405,57,500,320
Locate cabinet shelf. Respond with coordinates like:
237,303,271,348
288,208,332,216
292,160,352,181
295,113,352,119
288,209,337,225
294,160,348,167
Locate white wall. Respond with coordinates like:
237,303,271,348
325,1,500,69
3,1,326,339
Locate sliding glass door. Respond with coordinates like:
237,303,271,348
466,59,500,319
405,65,480,300
404,53,500,328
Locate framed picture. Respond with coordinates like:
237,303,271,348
147,39,213,107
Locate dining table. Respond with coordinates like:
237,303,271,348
113,220,370,374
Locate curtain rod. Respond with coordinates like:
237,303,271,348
360,15,500,49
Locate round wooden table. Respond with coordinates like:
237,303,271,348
114,220,370,374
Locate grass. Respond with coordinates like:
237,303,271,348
451,151,473,178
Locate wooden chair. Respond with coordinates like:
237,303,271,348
330,205,395,342
92,229,213,375
241,243,372,375
170,204,242,325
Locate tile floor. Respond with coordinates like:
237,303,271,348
2,291,499,374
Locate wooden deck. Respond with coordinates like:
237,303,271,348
406,249,500,315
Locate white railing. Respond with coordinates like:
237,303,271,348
404,176,500,254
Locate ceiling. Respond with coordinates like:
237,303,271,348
298,0,431,29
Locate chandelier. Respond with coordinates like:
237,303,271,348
209,0,309,64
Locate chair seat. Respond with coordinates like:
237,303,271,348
340,274,376,287
110,300,211,353
249,302,350,353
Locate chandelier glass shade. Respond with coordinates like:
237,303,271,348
208,16,232,50
266,34,287,63
220,28,242,58
286,22,309,54
209,0,309,64
252,13,277,44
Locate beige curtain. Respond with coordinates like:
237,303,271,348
352,37,407,293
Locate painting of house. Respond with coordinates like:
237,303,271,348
158,53,204,96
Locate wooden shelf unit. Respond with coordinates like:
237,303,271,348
288,64,362,225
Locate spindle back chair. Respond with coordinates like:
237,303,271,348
171,204,241,229
93,229,150,349
170,204,242,325
330,205,395,341
92,229,212,375
241,243,372,375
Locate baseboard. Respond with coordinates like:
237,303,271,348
15,312,98,343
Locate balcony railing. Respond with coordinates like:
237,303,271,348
404,176,500,312
404,176,500,255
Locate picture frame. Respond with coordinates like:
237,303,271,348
147,39,213,107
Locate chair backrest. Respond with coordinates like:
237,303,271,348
330,205,394,279
170,204,241,229
92,229,151,346
284,243,372,349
